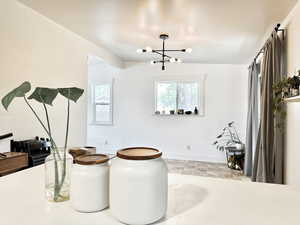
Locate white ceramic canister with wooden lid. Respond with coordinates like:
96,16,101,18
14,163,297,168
70,154,109,212
110,147,168,225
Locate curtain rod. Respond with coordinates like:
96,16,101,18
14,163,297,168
0,133,13,141
249,24,284,68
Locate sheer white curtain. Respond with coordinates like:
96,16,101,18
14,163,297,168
245,62,260,176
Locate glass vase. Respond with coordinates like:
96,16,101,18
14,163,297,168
45,147,73,202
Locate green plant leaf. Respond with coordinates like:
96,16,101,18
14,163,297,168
216,134,223,138
1,81,31,110
58,87,84,102
28,87,58,105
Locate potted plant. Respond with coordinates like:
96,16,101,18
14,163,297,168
272,76,300,129
1,82,84,202
213,121,244,170
289,76,300,96
213,121,243,150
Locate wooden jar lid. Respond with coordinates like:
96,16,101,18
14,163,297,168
117,147,162,160
75,154,109,165
69,148,87,159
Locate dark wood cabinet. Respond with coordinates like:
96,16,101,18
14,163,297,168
0,152,28,176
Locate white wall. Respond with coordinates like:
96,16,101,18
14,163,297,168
87,62,248,163
87,58,120,128
284,2,300,186
0,139,11,153
0,0,248,162
0,0,122,152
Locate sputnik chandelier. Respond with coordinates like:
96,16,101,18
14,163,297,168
136,34,192,71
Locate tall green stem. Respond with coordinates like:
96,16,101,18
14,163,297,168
42,103,61,158
24,97,61,201
64,99,70,150
43,103,52,137
23,97,58,149
42,103,61,201
57,98,70,195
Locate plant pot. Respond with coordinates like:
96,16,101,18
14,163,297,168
291,88,299,96
45,148,73,202
235,143,244,150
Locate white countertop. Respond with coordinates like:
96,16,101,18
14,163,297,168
1,166,299,225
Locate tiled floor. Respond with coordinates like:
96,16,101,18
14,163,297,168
165,159,249,181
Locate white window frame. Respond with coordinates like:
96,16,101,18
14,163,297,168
154,76,205,116
92,82,113,125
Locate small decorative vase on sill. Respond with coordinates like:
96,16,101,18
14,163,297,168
45,148,73,202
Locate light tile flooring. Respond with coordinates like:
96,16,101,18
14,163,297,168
165,159,249,181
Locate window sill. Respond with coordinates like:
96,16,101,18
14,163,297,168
89,122,113,126
153,113,203,117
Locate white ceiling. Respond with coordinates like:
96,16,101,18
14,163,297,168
19,0,297,64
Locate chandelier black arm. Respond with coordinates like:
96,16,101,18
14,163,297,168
153,59,172,63
152,50,172,59
153,49,185,52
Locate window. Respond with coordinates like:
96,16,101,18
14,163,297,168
93,83,113,125
155,81,201,115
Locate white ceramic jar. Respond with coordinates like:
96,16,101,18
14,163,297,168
70,154,109,212
110,147,168,225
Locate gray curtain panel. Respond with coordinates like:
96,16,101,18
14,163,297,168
244,62,260,176
252,31,285,184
